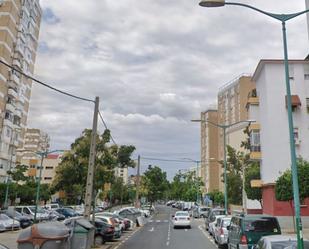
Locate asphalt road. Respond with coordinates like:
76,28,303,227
117,205,217,249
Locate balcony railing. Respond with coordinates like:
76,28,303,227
250,145,261,152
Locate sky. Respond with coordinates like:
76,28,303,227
28,0,309,179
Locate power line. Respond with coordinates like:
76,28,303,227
98,110,117,145
140,156,214,164
0,59,94,103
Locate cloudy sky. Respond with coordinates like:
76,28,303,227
28,0,309,179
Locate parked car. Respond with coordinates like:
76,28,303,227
94,215,122,239
254,235,309,249
193,206,210,218
172,211,191,229
47,210,66,221
214,216,231,248
14,206,49,221
55,208,79,218
209,215,225,236
2,210,32,229
205,208,225,231
0,213,20,231
93,220,115,245
228,215,281,249
43,203,60,210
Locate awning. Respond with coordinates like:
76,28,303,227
285,95,301,108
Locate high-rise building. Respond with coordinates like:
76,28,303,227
115,167,128,185
200,108,219,193
217,75,255,190
20,128,49,158
0,0,42,182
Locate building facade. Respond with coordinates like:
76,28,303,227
248,59,309,216
200,108,219,193
115,167,128,185
217,75,255,190
0,0,42,182
20,128,49,158
20,153,62,184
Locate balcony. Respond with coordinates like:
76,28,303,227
3,118,14,128
11,73,20,84
247,96,259,105
12,59,21,69
5,102,15,113
249,123,261,132
250,151,262,160
8,87,18,99
0,152,9,160
14,109,22,118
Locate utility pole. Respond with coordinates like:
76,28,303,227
135,155,140,208
84,96,99,219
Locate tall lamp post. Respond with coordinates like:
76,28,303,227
182,158,201,204
198,1,309,248
192,119,254,214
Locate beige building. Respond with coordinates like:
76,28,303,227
217,75,255,191
200,108,220,193
21,153,62,184
0,0,42,182
115,167,128,185
200,75,255,193
19,128,50,159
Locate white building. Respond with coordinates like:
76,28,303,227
248,59,309,216
115,167,128,185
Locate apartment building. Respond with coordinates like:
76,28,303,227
21,153,62,184
248,59,309,217
217,75,255,190
0,0,42,182
115,167,128,185
20,128,49,157
200,108,219,193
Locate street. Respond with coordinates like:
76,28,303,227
117,205,217,249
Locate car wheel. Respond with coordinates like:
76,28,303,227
94,235,104,246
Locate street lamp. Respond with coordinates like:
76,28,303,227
17,149,64,222
198,2,309,249
192,119,254,214
182,158,201,204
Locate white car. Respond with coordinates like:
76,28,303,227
172,211,191,229
209,215,225,236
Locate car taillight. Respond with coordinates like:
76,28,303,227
240,235,248,244
219,228,224,235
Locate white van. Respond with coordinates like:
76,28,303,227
44,203,60,210
14,206,49,221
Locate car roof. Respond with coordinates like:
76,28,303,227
260,235,305,242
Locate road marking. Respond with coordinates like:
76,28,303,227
156,220,161,222
149,227,154,232
198,225,216,246
166,221,171,247
164,220,169,222
148,220,153,222
185,229,188,232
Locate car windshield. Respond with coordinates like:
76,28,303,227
0,214,10,220
200,208,208,211
213,210,225,216
222,219,231,227
29,207,45,214
175,212,189,217
244,217,279,232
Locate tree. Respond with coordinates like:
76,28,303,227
52,129,136,204
208,189,224,206
142,165,169,203
245,162,262,207
8,164,29,182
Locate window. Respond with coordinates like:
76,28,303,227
294,127,300,145
304,64,309,80
250,130,261,152
289,64,294,80
44,177,52,180
45,166,53,170
306,98,309,113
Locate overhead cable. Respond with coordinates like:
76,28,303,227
98,110,117,145
0,59,94,103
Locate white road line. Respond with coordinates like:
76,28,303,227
198,225,216,246
185,229,188,232
149,227,154,232
166,221,171,247
156,220,161,222
149,220,153,222
164,220,169,222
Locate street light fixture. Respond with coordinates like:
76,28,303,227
191,119,254,214
198,2,309,249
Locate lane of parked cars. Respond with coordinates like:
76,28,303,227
0,203,155,247
167,200,309,249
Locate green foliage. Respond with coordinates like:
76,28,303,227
275,158,309,202
245,162,262,205
8,164,29,182
142,165,169,203
208,189,224,206
52,128,136,205
168,170,204,202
